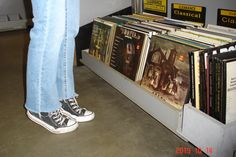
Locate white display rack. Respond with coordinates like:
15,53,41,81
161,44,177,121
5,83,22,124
181,104,236,157
81,50,184,137
81,49,236,157
0,19,27,32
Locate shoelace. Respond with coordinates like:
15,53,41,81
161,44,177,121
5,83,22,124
68,98,83,114
50,109,66,126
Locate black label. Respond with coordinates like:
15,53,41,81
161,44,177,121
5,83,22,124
143,0,168,17
217,9,236,29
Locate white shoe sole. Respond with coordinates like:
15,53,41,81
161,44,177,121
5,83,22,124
61,110,95,122
27,111,79,134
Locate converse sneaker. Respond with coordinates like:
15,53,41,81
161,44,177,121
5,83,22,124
27,109,78,134
61,98,95,122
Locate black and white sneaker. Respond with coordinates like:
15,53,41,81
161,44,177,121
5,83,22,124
61,98,95,122
27,109,78,134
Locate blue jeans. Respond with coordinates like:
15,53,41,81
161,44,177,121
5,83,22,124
25,0,80,113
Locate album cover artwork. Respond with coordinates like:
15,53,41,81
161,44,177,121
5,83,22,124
110,26,147,81
141,35,199,109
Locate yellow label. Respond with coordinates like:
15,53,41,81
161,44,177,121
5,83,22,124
144,0,167,13
220,10,236,17
173,4,202,12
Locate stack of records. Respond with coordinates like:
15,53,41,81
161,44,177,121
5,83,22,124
88,13,236,120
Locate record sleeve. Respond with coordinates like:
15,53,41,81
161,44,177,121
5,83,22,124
109,25,150,81
89,18,116,64
140,34,207,109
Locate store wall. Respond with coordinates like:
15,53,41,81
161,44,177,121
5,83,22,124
80,0,131,26
0,0,28,19
0,0,130,27
1,0,235,26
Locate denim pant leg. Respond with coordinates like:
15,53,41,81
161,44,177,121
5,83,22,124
25,0,66,113
57,0,80,100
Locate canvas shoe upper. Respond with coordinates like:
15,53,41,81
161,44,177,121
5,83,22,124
61,98,95,122
27,109,78,134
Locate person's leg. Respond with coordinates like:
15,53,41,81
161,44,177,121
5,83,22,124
25,0,78,133
25,0,65,112
57,0,80,100
58,0,95,122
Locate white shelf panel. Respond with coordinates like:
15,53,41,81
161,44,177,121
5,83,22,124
182,104,236,157
0,19,28,32
81,50,236,157
81,50,183,136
